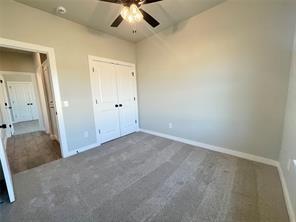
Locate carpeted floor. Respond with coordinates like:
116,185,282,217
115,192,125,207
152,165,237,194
13,120,41,135
6,131,61,174
0,132,289,222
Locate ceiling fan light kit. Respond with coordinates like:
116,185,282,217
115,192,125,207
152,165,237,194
120,4,143,23
100,0,162,28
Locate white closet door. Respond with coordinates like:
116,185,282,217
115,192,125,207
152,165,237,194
93,61,121,143
26,83,39,120
8,83,32,122
116,65,137,136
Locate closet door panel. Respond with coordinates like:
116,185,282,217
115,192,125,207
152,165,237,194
8,83,32,122
116,65,137,136
93,62,121,143
26,83,39,120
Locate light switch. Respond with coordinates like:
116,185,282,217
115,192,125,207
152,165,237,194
63,101,69,107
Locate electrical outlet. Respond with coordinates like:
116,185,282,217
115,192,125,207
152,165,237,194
83,131,89,138
168,122,173,129
63,101,69,107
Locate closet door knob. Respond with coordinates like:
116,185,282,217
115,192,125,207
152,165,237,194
119,104,123,107
115,104,119,108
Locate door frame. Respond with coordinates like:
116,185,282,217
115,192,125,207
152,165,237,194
88,55,139,144
0,37,68,158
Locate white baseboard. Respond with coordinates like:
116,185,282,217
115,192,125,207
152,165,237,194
64,142,101,158
277,164,295,222
140,128,278,166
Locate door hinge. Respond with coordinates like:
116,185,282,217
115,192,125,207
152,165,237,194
95,99,98,104
92,67,95,72
134,97,136,101
131,72,135,77
98,129,101,134
135,120,138,124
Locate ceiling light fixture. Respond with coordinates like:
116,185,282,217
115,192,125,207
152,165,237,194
120,3,143,24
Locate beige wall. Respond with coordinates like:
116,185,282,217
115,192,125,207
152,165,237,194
136,1,295,160
0,0,136,151
279,31,296,218
3,74,32,82
0,51,34,72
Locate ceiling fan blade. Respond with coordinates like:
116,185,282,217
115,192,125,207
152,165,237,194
142,0,162,4
99,0,121,4
139,9,160,28
111,15,123,27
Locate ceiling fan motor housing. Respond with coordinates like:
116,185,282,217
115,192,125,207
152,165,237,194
122,0,145,7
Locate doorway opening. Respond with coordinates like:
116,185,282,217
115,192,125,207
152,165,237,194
0,47,62,174
0,38,68,203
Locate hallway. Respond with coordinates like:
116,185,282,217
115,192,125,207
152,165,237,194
6,131,61,174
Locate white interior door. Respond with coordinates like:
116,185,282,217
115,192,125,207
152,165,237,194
8,82,38,123
8,82,31,123
26,83,39,120
92,61,121,143
0,75,14,136
43,63,59,141
116,65,137,136
0,128,15,202
0,129,15,202
0,82,15,202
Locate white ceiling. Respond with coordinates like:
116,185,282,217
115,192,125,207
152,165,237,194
15,0,225,42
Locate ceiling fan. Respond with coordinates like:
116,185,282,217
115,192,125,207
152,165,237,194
99,0,162,28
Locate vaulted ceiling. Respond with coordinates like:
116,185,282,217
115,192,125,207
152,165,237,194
15,0,225,42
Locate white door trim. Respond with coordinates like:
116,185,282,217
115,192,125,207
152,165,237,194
88,55,136,68
88,55,139,144
0,37,68,158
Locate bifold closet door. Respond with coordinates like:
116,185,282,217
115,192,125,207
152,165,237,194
93,61,121,143
91,60,138,144
26,83,39,120
8,83,32,122
116,65,137,136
